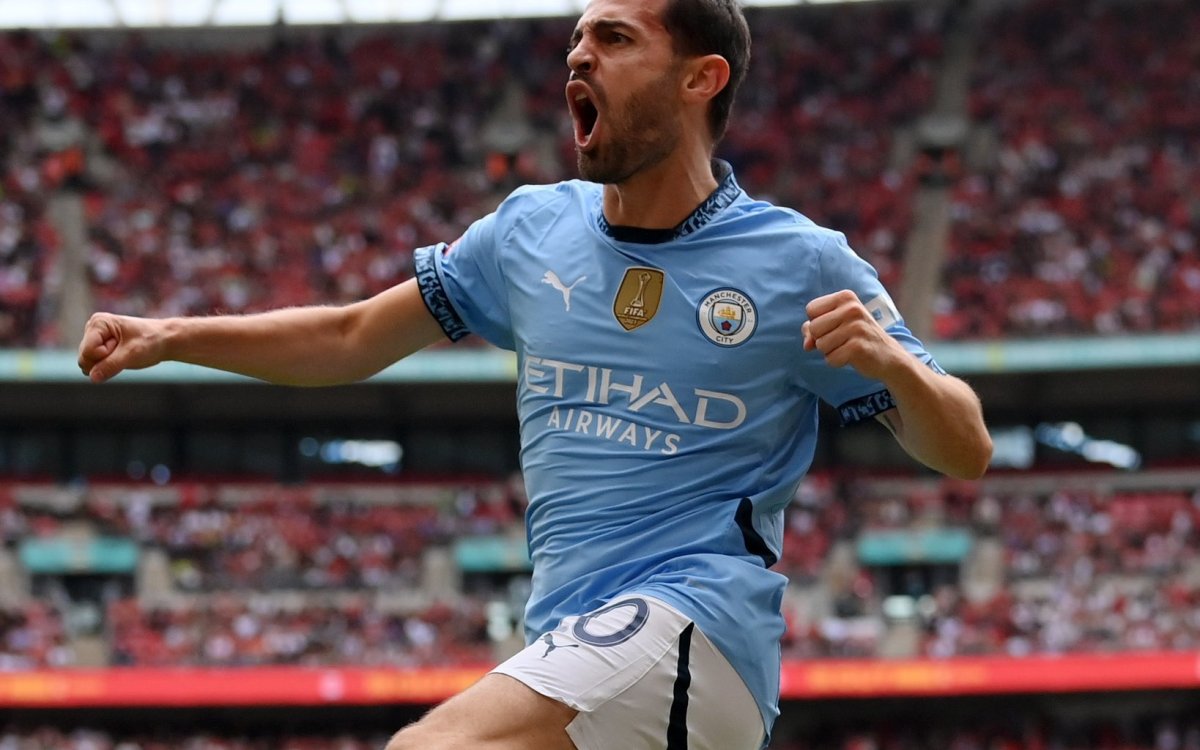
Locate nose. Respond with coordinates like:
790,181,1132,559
567,37,594,77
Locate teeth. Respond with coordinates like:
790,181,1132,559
575,94,587,102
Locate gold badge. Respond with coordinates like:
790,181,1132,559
613,267,665,331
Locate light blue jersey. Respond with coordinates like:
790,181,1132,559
412,161,940,741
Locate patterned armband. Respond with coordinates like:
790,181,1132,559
837,360,948,425
837,390,897,426
413,245,470,343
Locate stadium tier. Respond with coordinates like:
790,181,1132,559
1,473,1198,672
2,3,941,346
5,1,1199,346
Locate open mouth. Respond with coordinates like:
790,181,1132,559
567,81,602,150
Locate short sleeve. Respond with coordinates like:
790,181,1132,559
800,231,946,425
412,209,516,351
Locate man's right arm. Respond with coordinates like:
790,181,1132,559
78,277,446,386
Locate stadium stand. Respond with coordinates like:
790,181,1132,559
4,2,1196,343
779,475,1200,660
935,0,1200,339
2,3,943,345
0,602,71,669
106,595,491,667
2,473,1198,667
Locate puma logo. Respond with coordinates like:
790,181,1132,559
540,633,580,658
542,270,586,312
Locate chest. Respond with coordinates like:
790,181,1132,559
504,234,808,390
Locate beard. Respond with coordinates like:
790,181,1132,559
577,71,682,185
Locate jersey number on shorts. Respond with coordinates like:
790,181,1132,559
572,598,650,647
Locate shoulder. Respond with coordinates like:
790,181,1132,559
494,180,598,227
726,195,848,258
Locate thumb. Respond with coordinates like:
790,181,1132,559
91,319,166,382
89,339,135,383
90,356,120,383
802,321,815,351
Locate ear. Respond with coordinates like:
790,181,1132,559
680,54,731,107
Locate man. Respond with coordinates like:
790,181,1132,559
78,0,992,747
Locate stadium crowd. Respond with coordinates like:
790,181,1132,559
921,487,1200,657
0,2,943,345
105,495,442,591
0,31,60,348
936,0,1200,339
0,601,71,670
106,596,491,667
777,478,1200,659
5,1,1200,347
3,475,1199,666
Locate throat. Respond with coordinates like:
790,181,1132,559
598,160,739,244
601,164,720,233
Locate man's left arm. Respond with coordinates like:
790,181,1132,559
804,290,993,480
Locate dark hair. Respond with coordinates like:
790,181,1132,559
661,0,751,144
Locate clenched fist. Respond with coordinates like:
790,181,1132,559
802,290,907,382
77,313,168,383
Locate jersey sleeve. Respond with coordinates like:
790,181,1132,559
800,230,946,425
412,208,516,351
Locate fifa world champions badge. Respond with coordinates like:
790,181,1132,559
697,288,758,346
613,267,665,331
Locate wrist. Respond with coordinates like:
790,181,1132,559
158,318,185,363
871,342,922,387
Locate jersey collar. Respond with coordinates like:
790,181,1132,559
597,160,741,245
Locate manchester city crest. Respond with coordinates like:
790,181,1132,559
697,288,757,346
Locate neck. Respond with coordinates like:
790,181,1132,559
602,146,718,229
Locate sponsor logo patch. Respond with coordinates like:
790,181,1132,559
864,292,901,329
613,267,665,331
697,288,757,346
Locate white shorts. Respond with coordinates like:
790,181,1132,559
492,595,765,750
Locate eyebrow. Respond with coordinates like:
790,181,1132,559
568,18,639,50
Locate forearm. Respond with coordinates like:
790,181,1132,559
81,279,444,385
160,306,367,386
880,357,992,480
802,289,992,479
